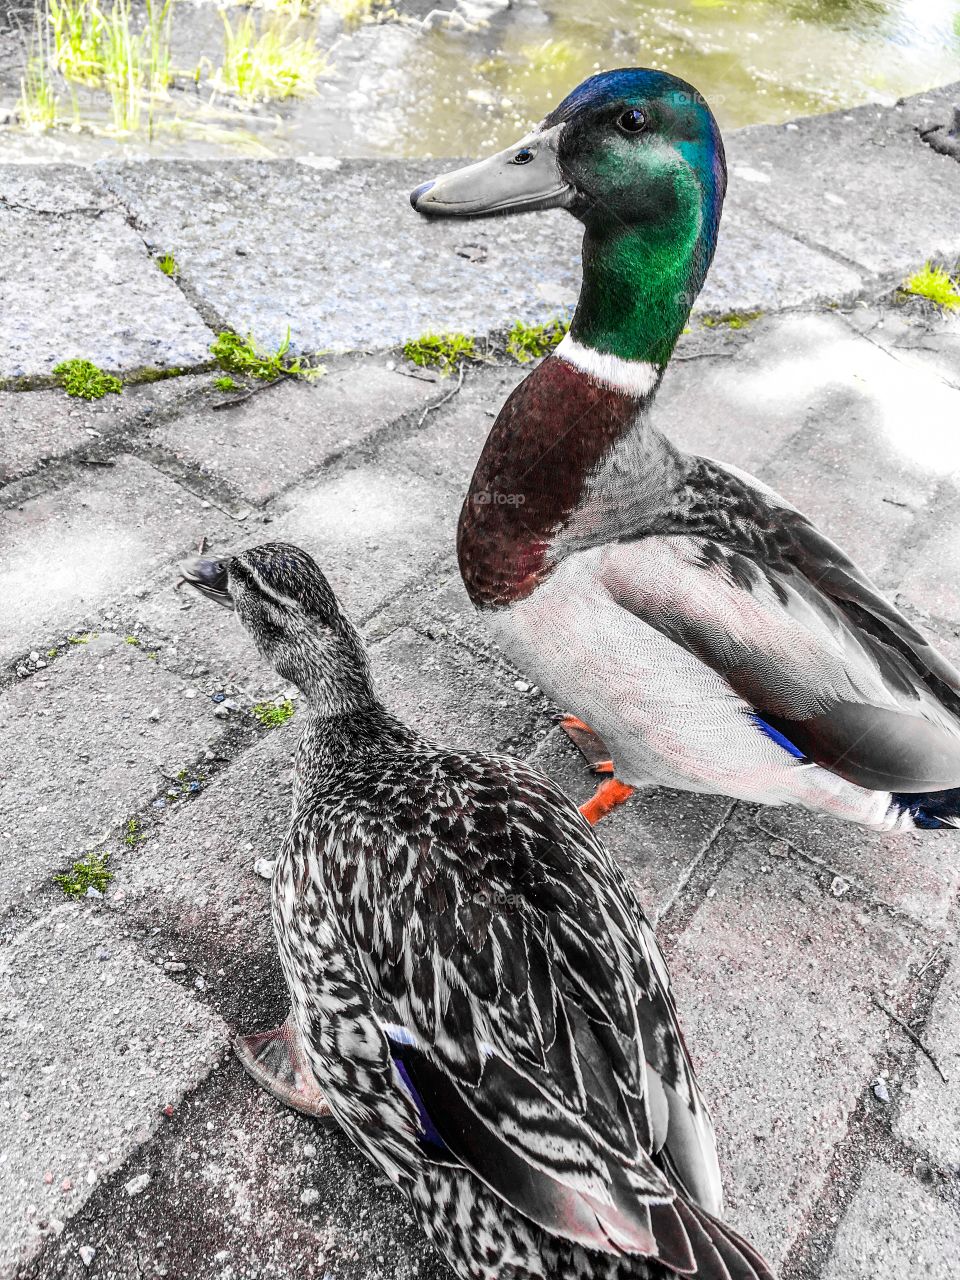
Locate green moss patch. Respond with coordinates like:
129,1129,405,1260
403,332,478,376
506,317,569,363
901,262,960,310
54,852,113,899
252,697,295,728
53,359,122,400
211,329,319,381
701,310,763,331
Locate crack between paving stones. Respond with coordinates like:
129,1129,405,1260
655,798,739,929
749,814,942,936
94,172,230,340
835,310,960,393
749,207,877,289
780,943,958,1280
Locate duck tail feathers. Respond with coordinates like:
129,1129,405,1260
893,787,960,830
659,1198,776,1280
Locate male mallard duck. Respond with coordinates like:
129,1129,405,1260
181,541,774,1280
411,68,960,831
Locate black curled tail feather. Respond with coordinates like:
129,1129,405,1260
893,787,960,829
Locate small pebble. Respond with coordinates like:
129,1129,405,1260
79,1245,96,1268
873,1076,891,1104
147,707,161,722
830,875,851,897
254,857,277,880
300,1188,320,1206
85,887,103,899
303,1143,317,1159
514,679,531,692
184,688,198,699
164,961,187,974
43,1172,53,1185
61,1178,72,1192
124,1173,150,1197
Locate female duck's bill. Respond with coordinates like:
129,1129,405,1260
179,556,232,607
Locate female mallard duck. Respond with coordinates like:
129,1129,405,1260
181,541,774,1280
410,68,960,832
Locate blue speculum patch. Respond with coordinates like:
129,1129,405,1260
750,713,807,760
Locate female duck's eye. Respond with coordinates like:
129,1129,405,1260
512,148,535,165
617,108,646,134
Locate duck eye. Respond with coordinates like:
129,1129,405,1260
512,148,535,165
617,108,646,134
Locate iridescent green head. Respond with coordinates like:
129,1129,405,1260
412,68,726,366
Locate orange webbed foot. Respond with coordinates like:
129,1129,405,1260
579,778,635,825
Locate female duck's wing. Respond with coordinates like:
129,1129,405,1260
322,754,764,1276
598,457,960,792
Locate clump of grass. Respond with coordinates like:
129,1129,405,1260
124,634,139,645
253,697,295,728
213,374,239,391
211,329,317,380
701,310,763,331
403,332,477,375
18,51,59,129
67,632,93,644
209,10,327,101
506,317,568,363
901,261,960,310
53,358,122,399
54,851,112,898
157,253,177,277
45,0,174,134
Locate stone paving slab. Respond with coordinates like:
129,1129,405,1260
382,362,528,493
273,459,461,624
0,205,215,383
895,955,960,1170
0,455,232,665
748,806,960,935
726,95,960,281
0,377,208,486
100,159,583,356
0,633,218,917
97,147,874,361
150,362,443,506
0,904,225,1278
887,486,960,629
664,826,927,1267
370,624,546,758
819,1160,960,1280
114,725,295,1034
23,1065,445,1280
697,205,864,315
0,165,113,217
842,303,960,390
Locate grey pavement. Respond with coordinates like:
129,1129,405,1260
1,83,958,382
2,88,960,1280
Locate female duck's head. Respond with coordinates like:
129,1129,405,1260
180,542,371,712
412,69,725,366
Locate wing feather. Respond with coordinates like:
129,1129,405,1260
599,477,960,791
323,751,723,1260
